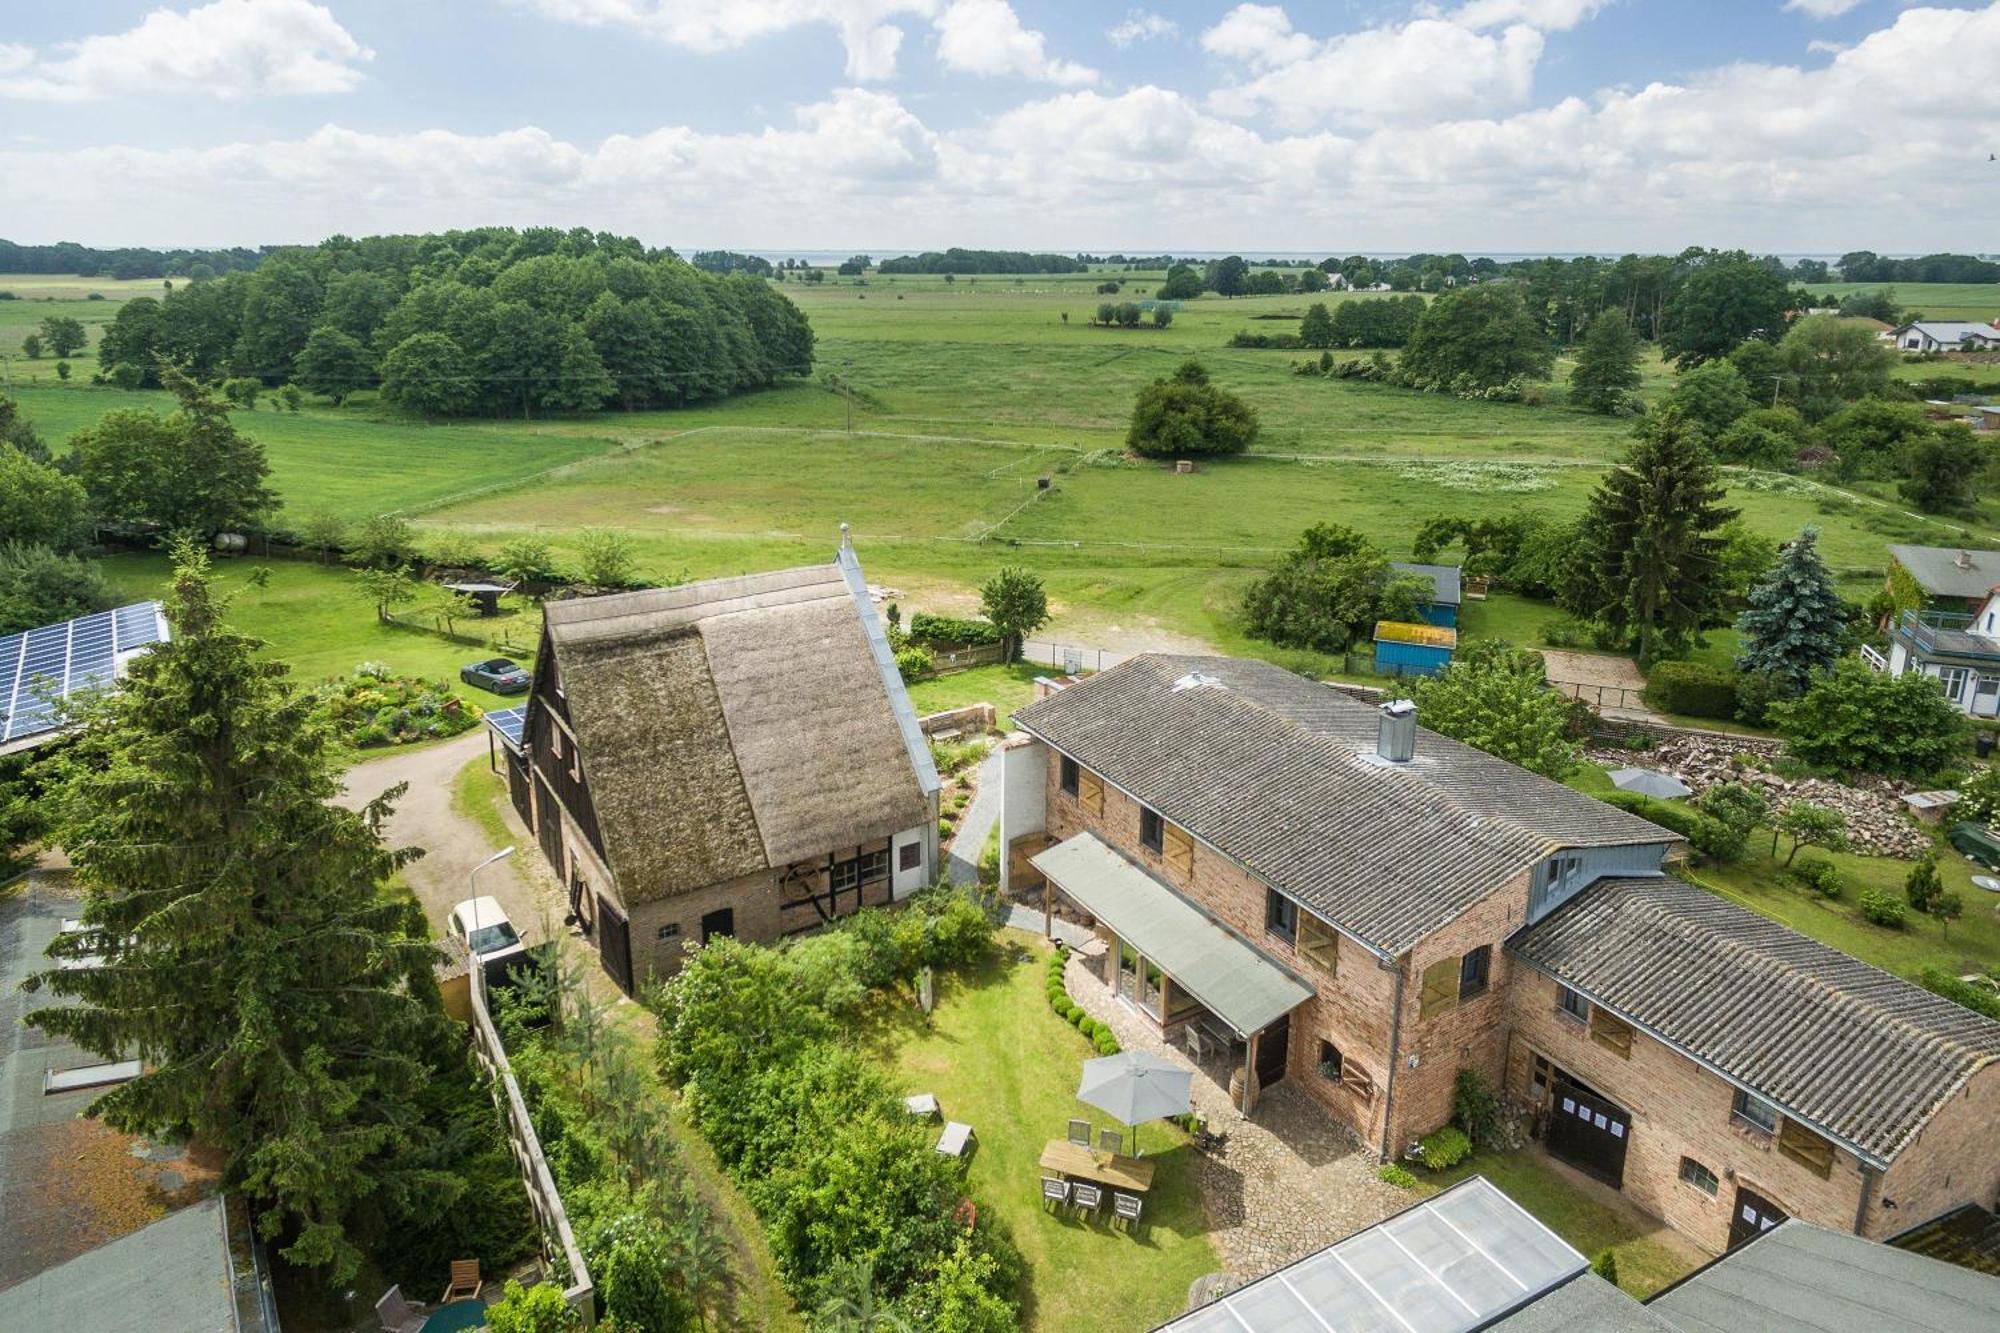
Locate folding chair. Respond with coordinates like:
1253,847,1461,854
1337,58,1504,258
1070,1182,1104,1219
1041,1176,1072,1212
1097,1128,1123,1156
441,1259,482,1303
1112,1192,1144,1234
375,1285,427,1333
1067,1118,1092,1146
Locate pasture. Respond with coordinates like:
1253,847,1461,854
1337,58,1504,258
1803,280,2000,323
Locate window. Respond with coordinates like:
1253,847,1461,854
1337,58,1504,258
1679,1157,1719,1196
898,841,922,873
1297,915,1338,975
1531,1054,1552,1097
1557,985,1590,1023
1937,665,1970,701
1419,956,1459,1020
1060,755,1079,795
1459,946,1491,1001
1265,889,1298,943
1162,823,1195,879
1140,806,1164,853
1317,1039,1344,1084
1733,1088,1780,1134
832,848,890,892
656,922,681,942
1778,1118,1835,1178
1588,1007,1634,1058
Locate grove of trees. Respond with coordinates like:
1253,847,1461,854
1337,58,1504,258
1126,360,1259,458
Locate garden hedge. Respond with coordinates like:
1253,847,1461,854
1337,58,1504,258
1642,661,1740,720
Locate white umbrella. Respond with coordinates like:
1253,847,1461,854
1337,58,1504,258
1077,1050,1192,1156
1608,767,1691,800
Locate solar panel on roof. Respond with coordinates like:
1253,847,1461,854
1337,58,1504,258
0,601,168,749
485,705,527,750
1154,1177,1587,1333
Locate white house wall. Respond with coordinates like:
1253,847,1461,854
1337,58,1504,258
999,739,1048,896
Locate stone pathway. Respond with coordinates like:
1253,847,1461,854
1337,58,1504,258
1006,904,1093,948
946,749,1003,886
1061,951,1411,1283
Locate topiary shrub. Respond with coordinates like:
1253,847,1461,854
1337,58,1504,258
1079,1017,1098,1040
1069,1008,1087,1029
1417,1125,1473,1172
1094,1031,1120,1056
1643,661,1740,720
1377,1163,1420,1190
1859,888,1906,928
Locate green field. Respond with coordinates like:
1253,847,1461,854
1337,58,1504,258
1804,281,2000,323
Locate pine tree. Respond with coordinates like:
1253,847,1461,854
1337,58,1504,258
1567,408,1739,663
1734,526,1848,692
1568,313,1642,413
24,544,450,1281
1905,851,1943,913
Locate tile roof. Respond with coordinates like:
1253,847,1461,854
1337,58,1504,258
1012,655,1670,955
1508,877,2000,1164
539,557,935,904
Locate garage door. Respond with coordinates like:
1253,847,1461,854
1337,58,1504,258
1546,1073,1630,1187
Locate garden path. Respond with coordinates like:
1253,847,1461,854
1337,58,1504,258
946,749,1004,887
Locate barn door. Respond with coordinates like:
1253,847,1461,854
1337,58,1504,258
1546,1072,1631,1187
1729,1187,1789,1249
597,894,633,995
1256,1014,1291,1088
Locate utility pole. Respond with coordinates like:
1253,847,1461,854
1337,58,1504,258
843,358,853,434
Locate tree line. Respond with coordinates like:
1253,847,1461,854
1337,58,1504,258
877,248,1086,274
89,226,813,419
0,238,263,280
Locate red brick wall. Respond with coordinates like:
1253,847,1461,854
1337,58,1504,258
1872,1063,2000,1239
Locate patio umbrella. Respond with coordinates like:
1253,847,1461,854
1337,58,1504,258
1076,1050,1192,1157
1608,767,1692,800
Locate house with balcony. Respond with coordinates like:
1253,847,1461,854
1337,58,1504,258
501,538,939,991
1883,605,2000,715
1003,654,2000,1259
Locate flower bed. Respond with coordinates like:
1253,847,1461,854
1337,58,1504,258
309,663,480,748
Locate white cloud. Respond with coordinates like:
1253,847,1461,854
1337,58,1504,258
1807,38,1847,53
1201,5,1316,68
0,0,371,101
933,0,1096,84
517,0,935,80
1785,0,1866,17
1107,10,1178,46
1449,0,1607,30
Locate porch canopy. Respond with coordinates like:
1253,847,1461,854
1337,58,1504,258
1033,832,1312,1037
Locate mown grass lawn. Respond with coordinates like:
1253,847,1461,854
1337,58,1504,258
905,661,1050,729
867,932,1219,1332
1428,1149,1701,1298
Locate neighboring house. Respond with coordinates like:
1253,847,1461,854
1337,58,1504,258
1880,545,2000,714
1889,321,2000,353
1159,1177,2000,1331
0,602,168,756
501,540,940,991
1390,560,1463,627
1002,654,2000,1259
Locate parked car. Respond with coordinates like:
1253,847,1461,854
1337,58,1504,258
460,657,530,694
447,895,529,980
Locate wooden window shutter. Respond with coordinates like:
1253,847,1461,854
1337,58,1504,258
1163,823,1194,878
1343,1063,1375,1101
1297,915,1338,975
1077,769,1104,816
1777,1118,1835,1178
1588,1008,1634,1058
1419,957,1459,1021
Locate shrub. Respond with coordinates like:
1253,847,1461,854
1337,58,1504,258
895,644,935,682
1772,658,1968,779
307,672,477,747
908,612,1000,646
483,1280,580,1333
1918,966,2000,1021
1377,1163,1420,1190
1079,1017,1098,1039
1592,1249,1620,1288
1643,661,1739,720
1858,888,1906,928
1417,1125,1473,1172
1789,856,1843,899
1451,1069,1500,1145
1093,1031,1120,1056
1069,1008,1087,1029
1600,791,1701,839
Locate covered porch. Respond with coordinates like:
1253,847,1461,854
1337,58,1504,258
1032,833,1313,1114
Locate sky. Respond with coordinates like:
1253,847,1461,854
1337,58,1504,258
2,0,1997,254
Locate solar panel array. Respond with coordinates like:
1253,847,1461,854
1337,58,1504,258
486,704,527,750
1159,1176,1586,1333
0,602,168,748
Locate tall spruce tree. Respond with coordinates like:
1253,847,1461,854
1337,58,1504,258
1734,526,1847,692
24,544,451,1281
1566,407,1739,662
1567,312,1642,413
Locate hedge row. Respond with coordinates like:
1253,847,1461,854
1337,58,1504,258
1642,661,1739,720
909,612,1000,647
1046,946,1120,1057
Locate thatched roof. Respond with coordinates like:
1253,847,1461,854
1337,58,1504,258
543,559,935,905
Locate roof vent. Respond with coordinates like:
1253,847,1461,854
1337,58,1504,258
1957,549,1974,570
1378,699,1417,763
1172,670,1226,693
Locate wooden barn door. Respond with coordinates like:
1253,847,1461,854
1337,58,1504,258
597,895,633,995
1729,1187,1789,1249
1546,1072,1630,1187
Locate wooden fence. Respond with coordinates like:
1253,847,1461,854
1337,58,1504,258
466,958,596,1326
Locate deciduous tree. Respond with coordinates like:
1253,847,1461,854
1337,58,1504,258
1126,359,1258,458
1659,255,1790,366
977,566,1048,663
71,367,277,536
1412,641,1579,779
1400,285,1552,391
37,314,86,357
1770,658,1967,778
296,326,375,405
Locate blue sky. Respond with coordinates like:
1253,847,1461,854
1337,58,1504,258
2,1,1995,252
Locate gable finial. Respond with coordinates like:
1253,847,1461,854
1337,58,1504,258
840,521,852,551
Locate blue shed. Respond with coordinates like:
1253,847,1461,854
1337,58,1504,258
1391,562,1463,628
1373,620,1458,677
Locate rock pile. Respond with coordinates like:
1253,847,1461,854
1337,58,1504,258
1587,732,1933,860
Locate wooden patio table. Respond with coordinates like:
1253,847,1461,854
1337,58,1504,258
1039,1139,1157,1193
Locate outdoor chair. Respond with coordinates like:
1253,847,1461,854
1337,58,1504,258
1067,1118,1092,1146
1041,1176,1072,1212
936,1120,975,1159
1184,1024,1210,1063
441,1259,482,1303
1070,1182,1104,1219
375,1285,428,1333
1113,1192,1144,1234
1098,1128,1123,1156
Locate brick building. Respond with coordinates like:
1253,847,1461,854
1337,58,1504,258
1003,654,2000,1258
503,542,939,990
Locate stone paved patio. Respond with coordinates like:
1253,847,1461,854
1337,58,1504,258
1064,951,1412,1282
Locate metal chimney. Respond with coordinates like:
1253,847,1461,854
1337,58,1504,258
1378,699,1417,763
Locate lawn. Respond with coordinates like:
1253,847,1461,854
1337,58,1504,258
868,932,1220,1332
905,661,1050,730
1428,1149,1700,1298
